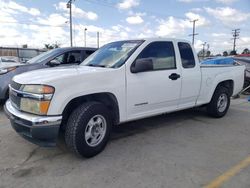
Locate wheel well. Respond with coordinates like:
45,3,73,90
5,88,9,99
216,80,234,96
61,93,120,128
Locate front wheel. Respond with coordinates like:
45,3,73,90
207,86,230,118
65,102,112,158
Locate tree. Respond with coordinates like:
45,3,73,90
206,50,211,57
44,43,60,49
230,50,237,55
242,48,250,54
223,51,228,56
197,50,205,58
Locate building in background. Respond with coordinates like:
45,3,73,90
0,47,47,63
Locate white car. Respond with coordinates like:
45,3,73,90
0,56,20,69
5,38,245,157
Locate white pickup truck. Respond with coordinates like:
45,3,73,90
4,38,245,158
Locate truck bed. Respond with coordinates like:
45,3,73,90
196,64,245,106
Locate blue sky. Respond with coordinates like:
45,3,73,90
0,0,249,54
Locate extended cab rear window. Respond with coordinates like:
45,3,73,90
178,42,195,68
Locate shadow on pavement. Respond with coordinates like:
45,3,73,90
57,107,208,151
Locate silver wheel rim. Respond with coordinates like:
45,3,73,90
217,93,228,113
85,115,107,147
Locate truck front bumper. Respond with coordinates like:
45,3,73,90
4,100,62,147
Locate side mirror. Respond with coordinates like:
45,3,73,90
48,59,61,66
131,58,153,73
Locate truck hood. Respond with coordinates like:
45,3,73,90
13,65,113,85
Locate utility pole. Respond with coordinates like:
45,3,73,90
202,42,207,59
189,19,198,45
97,31,100,48
232,29,240,53
84,28,87,47
67,0,73,47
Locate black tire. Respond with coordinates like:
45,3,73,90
65,102,112,158
207,86,230,118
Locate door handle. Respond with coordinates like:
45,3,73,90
169,73,180,80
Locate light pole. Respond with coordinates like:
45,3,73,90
66,0,73,47
97,31,99,48
189,19,198,45
84,28,87,47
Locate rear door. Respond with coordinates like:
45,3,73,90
126,41,182,120
177,42,201,109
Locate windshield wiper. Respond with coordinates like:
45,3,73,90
87,64,106,68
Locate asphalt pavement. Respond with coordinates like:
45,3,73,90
0,96,249,188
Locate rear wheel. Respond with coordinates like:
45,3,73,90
207,86,230,118
65,102,112,158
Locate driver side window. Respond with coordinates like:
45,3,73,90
136,41,176,71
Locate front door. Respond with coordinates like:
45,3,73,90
126,41,181,120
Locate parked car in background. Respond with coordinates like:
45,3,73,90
4,38,245,158
0,56,23,83
0,47,96,102
0,56,20,68
233,56,250,92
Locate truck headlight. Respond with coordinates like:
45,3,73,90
18,85,55,115
21,84,55,94
20,98,51,115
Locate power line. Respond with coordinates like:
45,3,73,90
189,19,198,45
231,29,240,52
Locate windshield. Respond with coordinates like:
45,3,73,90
27,49,59,64
82,40,144,68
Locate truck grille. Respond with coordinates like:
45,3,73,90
9,81,22,110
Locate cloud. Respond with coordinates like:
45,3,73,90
30,8,41,16
117,0,140,9
2,1,41,16
178,0,209,2
178,0,195,2
179,0,238,4
211,33,229,37
0,11,17,23
215,0,238,4
205,7,250,25
194,39,205,51
185,12,210,26
55,2,98,20
73,24,132,47
156,16,189,37
126,14,144,24
191,8,203,12
112,25,131,32
155,12,209,37
238,37,250,48
36,14,68,26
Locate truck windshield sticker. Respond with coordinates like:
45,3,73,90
121,43,138,49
